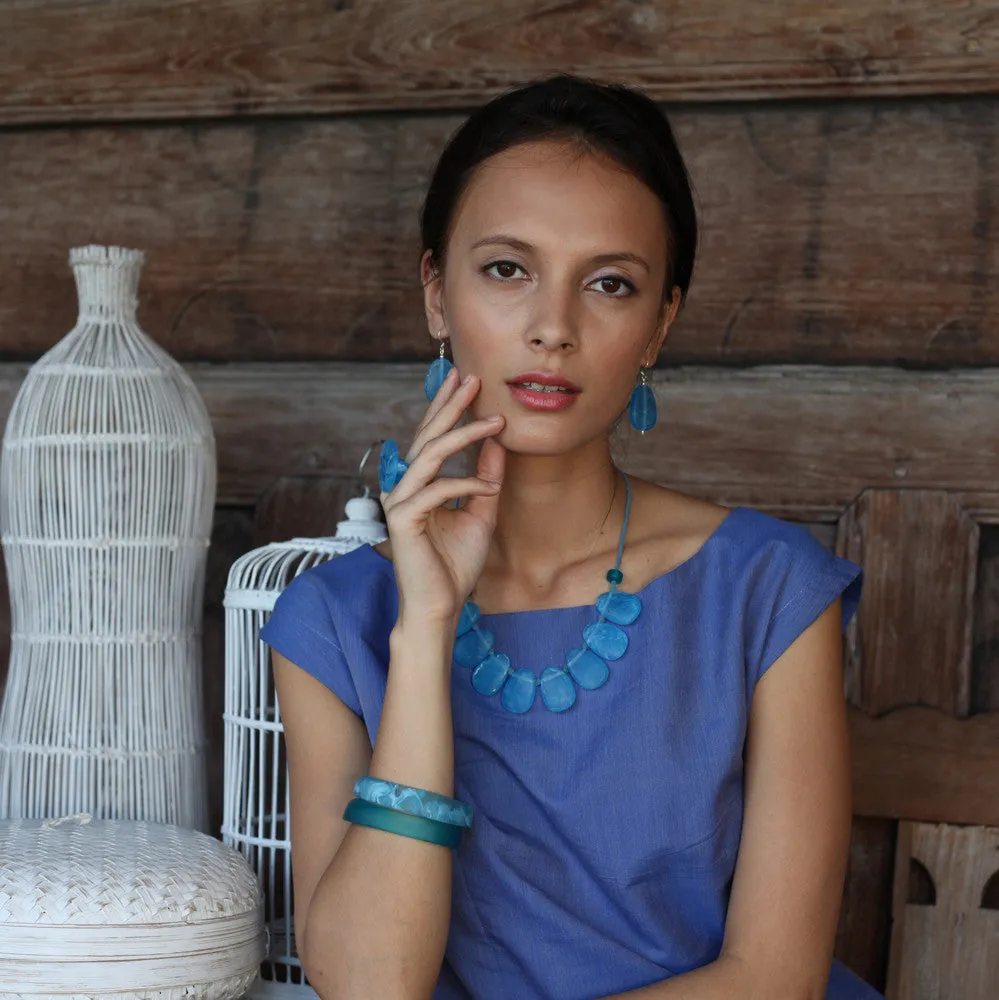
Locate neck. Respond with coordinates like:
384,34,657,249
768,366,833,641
485,437,625,590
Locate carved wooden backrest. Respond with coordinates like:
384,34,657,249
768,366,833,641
887,823,999,1000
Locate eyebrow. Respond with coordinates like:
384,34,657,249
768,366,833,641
468,235,651,273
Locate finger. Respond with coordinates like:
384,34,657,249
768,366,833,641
419,365,461,427
383,416,505,510
386,475,502,527
462,437,506,526
476,433,506,485
409,373,481,461
409,367,463,451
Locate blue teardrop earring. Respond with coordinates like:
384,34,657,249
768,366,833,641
629,365,657,433
423,331,454,401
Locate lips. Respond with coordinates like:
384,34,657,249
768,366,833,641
506,371,581,394
507,372,581,412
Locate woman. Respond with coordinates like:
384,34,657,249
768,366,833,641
261,75,879,1000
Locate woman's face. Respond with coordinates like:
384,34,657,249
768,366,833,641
423,139,679,456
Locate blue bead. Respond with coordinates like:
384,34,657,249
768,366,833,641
424,357,454,401
629,382,658,433
457,602,480,637
596,591,643,626
378,439,409,493
606,568,623,584
471,653,510,695
500,669,537,713
540,667,576,712
566,647,610,690
454,627,494,668
583,622,628,661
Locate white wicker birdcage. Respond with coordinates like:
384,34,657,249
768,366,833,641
0,245,217,830
223,489,387,996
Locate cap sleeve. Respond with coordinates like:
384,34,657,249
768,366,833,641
747,525,863,687
259,570,363,717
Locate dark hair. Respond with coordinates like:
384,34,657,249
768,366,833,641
420,74,698,305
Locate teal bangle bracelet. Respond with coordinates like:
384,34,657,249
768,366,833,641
353,776,473,828
343,798,463,849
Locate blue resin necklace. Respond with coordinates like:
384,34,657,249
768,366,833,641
453,473,641,713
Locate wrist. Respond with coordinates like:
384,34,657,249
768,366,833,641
389,619,459,670
392,613,460,643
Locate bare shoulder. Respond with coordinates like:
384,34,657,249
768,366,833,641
623,479,734,587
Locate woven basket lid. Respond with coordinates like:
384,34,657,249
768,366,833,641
0,815,265,999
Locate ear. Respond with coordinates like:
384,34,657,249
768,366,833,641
643,285,682,367
420,249,446,341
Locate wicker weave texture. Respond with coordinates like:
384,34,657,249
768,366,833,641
0,816,261,924
0,974,259,1000
0,816,264,998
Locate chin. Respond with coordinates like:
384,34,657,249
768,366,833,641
493,422,587,457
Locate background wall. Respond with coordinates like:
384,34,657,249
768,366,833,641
3,2,999,992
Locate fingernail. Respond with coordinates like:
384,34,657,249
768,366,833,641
462,373,474,386
486,415,503,422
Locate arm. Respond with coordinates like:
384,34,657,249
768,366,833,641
276,368,506,1000
603,598,852,1000
274,616,458,1000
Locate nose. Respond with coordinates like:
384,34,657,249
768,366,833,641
525,283,579,354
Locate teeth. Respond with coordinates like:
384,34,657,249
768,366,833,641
519,382,569,392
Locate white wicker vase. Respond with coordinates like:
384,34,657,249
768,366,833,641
0,814,265,999
0,245,217,830
222,496,386,997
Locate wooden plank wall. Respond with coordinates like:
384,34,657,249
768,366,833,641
4,2,999,993
7,100,999,367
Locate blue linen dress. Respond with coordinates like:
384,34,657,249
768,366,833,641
260,504,882,1000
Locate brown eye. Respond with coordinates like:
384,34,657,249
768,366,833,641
592,275,635,297
485,261,524,280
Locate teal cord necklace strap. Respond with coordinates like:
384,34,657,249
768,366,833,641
343,798,464,848
453,472,642,714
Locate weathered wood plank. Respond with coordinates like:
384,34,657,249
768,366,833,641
971,525,999,713
839,491,979,718
4,363,999,517
850,707,999,827
835,818,895,994
5,100,999,365
2,0,999,125
253,475,364,544
886,822,999,1000
885,821,915,1000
